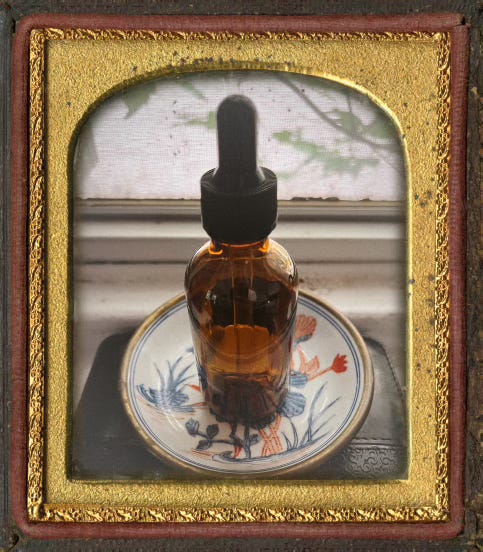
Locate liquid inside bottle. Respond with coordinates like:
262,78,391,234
185,239,298,428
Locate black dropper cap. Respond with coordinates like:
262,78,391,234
200,95,277,244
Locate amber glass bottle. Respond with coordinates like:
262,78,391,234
185,95,298,428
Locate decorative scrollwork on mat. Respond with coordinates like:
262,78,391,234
39,505,445,523
433,30,451,516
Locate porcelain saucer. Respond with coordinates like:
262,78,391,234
120,291,373,477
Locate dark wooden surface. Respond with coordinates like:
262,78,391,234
4,539,481,552
465,1,482,547
1,0,481,550
2,0,477,17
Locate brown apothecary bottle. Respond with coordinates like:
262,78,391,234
185,95,298,429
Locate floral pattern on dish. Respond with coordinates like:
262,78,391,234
124,292,371,475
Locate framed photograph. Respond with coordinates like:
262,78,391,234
8,10,473,543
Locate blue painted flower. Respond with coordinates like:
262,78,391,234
289,371,308,388
277,391,306,418
137,353,195,413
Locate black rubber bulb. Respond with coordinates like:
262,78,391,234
214,95,264,190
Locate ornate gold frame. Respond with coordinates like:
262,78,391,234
28,29,450,523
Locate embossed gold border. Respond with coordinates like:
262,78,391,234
27,29,450,522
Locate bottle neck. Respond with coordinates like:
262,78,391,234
210,238,269,255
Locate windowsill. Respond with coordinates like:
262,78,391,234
74,199,405,263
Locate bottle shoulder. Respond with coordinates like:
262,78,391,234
187,239,296,267
185,239,298,292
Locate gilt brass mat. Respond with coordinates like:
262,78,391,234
27,29,450,522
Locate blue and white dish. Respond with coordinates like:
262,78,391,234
121,291,373,477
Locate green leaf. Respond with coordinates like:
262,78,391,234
177,80,206,100
331,109,364,134
364,116,396,140
273,131,325,157
121,80,159,118
182,111,216,129
273,129,381,177
324,155,378,177
272,130,293,143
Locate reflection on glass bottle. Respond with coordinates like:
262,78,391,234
185,95,298,428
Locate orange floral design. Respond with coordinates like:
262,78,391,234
294,314,317,343
297,350,348,381
233,444,242,458
259,415,283,457
330,354,348,374
297,349,321,380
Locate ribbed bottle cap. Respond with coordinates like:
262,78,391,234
200,95,277,244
